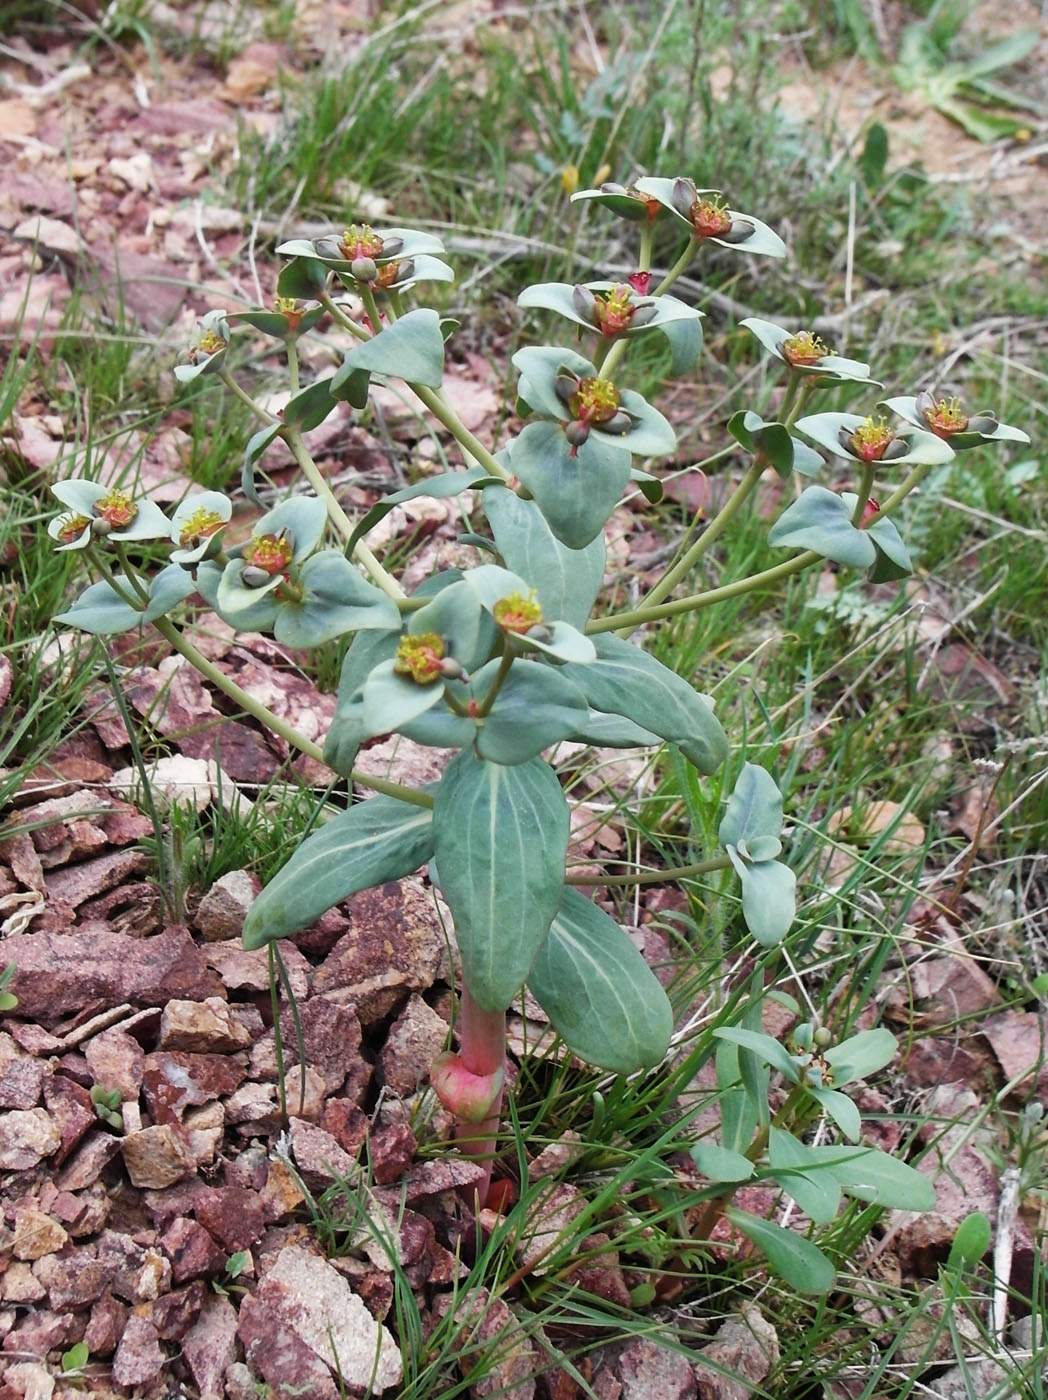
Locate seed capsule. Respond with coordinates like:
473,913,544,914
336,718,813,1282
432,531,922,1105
350,256,378,283
564,421,590,448
241,566,273,588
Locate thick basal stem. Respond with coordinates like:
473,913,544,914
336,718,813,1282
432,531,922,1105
454,988,506,1205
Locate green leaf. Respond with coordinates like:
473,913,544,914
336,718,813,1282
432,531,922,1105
329,363,371,410
484,487,605,631
273,553,401,648
768,486,877,569
716,1036,763,1149
348,467,496,556
725,848,797,947
242,794,434,949
713,1027,800,1083
362,659,445,733
473,661,589,764
508,421,631,550
948,1212,992,1270
527,887,673,1072
720,763,784,848
335,308,445,389
839,493,912,582
558,633,729,774
409,578,497,675
824,1027,898,1085
143,564,196,623
726,1208,836,1293
767,1128,843,1223
54,580,144,635
277,255,328,299
241,423,282,507
569,711,662,748
809,1087,862,1142
282,377,336,431
433,750,568,1011
61,1342,90,1374
819,1146,937,1211
692,1142,755,1183
861,122,889,187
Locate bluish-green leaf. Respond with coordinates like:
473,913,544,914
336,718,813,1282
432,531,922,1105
473,661,589,765
276,256,327,300
726,1208,835,1292
409,578,497,675
819,1145,936,1211
824,1028,898,1085
54,581,145,635
348,467,496,556
569,711,662,748
725,847,797,947
713,1027,800,1083
282,377,336,431
720,763,784,848
335,308,445,389
767,1128,843,1223
143,564,196,622
484,487,605,631
242,794,434,949
526,887,673,1072
273,553,401,647
433,750,568,1010
362,659,445,733
692,1142,755,1183
768,486,877,569
242,423,282,506
809,1087,862,1142
508,421,631,550
558,633,728,774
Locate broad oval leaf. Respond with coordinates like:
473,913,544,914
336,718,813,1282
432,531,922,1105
819,1145,937,1212
725,1207,836,1293
725,847,797,947
720,763,784,848
474,660,589,765
335,308,445,389
824,1028,897,1085
558,633,729,774
242,794,434,949
362,659,445,733
526,886,673,1073
274,553,401,647
433,750,569,1011
484,487,605,631
508,421,631,549
768,486,877,569
767,1128,842,1224
692,1142,755,1184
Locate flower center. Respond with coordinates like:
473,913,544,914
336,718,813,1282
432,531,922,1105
94,491,138,529
338,224,384,261
493,591,543,635
924,396,969,437
394,633,446,684
191,327,225,362
243,532,294,577
58,512,90,543
593,286,636,337
179,507,225,549
570,377,621,425
274,296,304,330
690,195,733,239
849,416,896,463
781,331,830,367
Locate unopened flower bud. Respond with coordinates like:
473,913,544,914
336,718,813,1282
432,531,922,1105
721,218,755,244
572,285,598,324
630,301,659,328
813,1026,831,1048
380,235,404,257
526,623,552,644
967,413,998,435
671,177,697,218
601,410,632,435
554,372,580,403
350,256,378,283
314,238,343,261
91,516,112,537
438,656,465,679
241,565,273,588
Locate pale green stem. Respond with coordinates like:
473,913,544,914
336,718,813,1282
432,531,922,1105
357,281,384,338
638,221,655,274
629,459,766,628
219,369,277,427
588,551,822,635
473,642,515,719
566,855,730,886
653,236,699,297
411,384,512,483
282,429,405,603
150,617,434,809
85,546,142,609
318,291,369,341
851,462,876,527
110,544,150,603
286,337,300,396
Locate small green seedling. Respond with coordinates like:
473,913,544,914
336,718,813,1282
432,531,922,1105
89,1085,123,1130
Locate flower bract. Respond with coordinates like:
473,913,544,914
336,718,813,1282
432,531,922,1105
170,491,233,564
880,394,1031,451
740,318,879,385
634,177,786,258
795,413,957,468
173,309,230,383
49,480,170,550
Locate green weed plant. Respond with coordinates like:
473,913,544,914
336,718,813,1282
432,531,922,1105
46,175,1028,1293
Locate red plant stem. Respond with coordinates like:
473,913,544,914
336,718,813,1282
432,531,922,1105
455,988,506,1204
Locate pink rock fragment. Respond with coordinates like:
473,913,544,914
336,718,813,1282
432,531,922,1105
111,1314,164,1390
182,1291,238,1400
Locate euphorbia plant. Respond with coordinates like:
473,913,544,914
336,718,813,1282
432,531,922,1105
47,186,1028,1279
